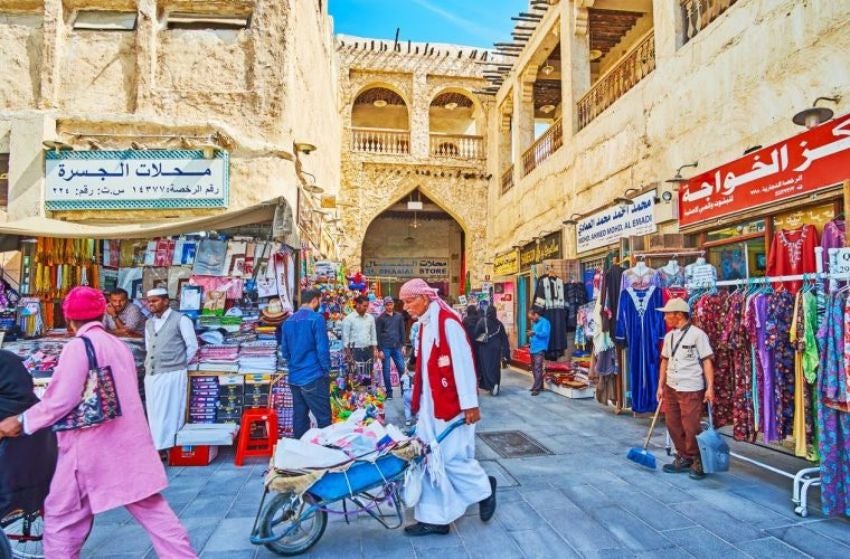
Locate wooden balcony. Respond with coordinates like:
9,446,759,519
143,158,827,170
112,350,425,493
501,165,514,194
430,133,485,160
682,0,739,44
350,127,410,155
577,30,656,131
521,118,563,177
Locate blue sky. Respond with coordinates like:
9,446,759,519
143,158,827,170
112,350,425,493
329,0,528,49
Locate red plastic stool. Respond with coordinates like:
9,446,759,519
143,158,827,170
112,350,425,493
234,408,278,466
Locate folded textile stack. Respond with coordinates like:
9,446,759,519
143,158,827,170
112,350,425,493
189,376,219,424
197,343,240,372
238,340,279,373
255,325,278,341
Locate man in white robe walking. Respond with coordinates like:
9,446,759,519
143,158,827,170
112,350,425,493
400,278,496,536
144,288,198,455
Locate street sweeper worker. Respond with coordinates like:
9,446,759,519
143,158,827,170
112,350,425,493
399,278,496,536
657,298,715,480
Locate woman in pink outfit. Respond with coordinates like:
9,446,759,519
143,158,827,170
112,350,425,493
0,286,196,558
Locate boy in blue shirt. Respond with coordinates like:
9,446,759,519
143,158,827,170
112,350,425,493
527,306,550,396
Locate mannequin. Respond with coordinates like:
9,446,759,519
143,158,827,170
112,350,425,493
533,265,568,359
657,258,686,289
621,256,657,290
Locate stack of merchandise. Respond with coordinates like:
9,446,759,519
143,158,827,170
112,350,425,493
4,339,69,380
243,374,273,410
189,376,219,424
196,344,240,372
255,325,278,341
271,376,295,438
238,341,278,374
217,375,244,424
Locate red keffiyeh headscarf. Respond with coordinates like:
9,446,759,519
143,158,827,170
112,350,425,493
399,278,459,318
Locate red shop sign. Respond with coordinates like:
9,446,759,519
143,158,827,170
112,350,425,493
679,114,850,227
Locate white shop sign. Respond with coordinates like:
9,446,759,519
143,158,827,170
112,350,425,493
828,248,850,276
576,192,657,253
45,150,229,211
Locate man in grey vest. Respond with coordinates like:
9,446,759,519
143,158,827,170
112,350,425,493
144,288,198,454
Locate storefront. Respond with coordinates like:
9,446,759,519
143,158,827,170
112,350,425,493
517,231,562,347
492,249,519,346
678,113,850,280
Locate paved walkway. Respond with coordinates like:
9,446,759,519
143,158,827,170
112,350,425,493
82,369,850,558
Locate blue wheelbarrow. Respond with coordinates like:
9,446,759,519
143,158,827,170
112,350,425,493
250,418,465,556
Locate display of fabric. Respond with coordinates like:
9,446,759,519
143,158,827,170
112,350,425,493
238,340,279,373
533,274,567,358
692,292,733,428
601,263,624,334
656,261,687,289
722,291,757,442
821,218,845,272
564,281,588,332
614,285,663,414
767,225,819,294
193,239,228,276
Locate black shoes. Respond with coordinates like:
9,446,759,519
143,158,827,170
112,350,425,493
404,522,450,536
689,459,706,480
662,455,694,474
479,476,497,522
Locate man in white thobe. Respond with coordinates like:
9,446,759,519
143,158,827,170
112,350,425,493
400,278,495,536
144,288,198,454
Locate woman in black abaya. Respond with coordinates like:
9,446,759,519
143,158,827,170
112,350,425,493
474,306,511,396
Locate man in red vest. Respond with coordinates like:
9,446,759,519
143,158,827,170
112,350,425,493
399,278,496,536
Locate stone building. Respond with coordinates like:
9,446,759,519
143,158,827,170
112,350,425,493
336,34,495,298
484,0,850,339
0,0,339,254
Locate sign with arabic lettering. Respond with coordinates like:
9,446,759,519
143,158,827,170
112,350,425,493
493,250,519,276
576,192,656,253
680,113,850,227
519,232,562,272
44,150,228,211
363,257,449,278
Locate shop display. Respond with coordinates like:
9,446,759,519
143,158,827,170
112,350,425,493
767,224,819,293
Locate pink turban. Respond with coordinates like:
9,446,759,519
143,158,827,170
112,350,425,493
399,278,439,300
63,286,107,320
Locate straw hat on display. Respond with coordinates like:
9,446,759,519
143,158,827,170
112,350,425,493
261,298,286,324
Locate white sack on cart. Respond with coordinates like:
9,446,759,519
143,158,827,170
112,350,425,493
273,438,350,471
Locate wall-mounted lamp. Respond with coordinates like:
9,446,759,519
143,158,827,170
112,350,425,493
665,161,699,189
541,64,555,76
793,96,841,129
304,184,324,194
444,102,458,111
613,196,634,207
624,187,640,197
294,142,317,155
562,212,583,225
373,99,388,108
42,139,74,152
539,104,556,114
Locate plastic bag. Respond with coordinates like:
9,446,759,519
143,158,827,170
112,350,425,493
273,438,350,471
403,460,424,507
697,404,730,474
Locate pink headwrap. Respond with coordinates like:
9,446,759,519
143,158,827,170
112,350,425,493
63,286,107,320
399,278,458,317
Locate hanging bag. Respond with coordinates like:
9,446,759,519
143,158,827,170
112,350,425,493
696,403,730,473
53,336,122,432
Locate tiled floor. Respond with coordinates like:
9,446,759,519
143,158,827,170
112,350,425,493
81,369,850,558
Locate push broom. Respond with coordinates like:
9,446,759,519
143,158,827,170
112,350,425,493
626,398,664,469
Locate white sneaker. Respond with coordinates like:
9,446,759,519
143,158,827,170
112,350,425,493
491,384,499,396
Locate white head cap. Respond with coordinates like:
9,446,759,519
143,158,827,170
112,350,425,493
146,287,168,298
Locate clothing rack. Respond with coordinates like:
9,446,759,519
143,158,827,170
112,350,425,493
688,269,850,517
631,250,705,259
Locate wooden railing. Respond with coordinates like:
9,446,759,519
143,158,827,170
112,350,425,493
521,118,563,177
577,31,656,131
430,133,485,160
501,165,514,194
350,127,410,155
681,0,739,43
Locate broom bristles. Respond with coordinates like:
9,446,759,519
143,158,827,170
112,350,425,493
626,447,657,469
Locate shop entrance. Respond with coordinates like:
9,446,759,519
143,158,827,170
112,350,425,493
360,189,464,300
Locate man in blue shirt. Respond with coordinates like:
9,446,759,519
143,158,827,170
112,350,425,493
527,306,550,396
281,290,332,438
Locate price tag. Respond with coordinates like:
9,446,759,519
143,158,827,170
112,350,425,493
828,248,850,275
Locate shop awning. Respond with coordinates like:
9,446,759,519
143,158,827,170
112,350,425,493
0,197,299,245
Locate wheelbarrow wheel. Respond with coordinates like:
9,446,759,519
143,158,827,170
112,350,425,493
258,492,327,556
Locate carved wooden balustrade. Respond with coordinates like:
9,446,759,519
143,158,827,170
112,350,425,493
501,164,514,194
521,118,563,177
577,31,656,131
430,133,485,159
681,0,739,43
350,127,410,155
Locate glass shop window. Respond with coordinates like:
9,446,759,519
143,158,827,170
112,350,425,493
705,219,765,243
773,202,837,234
72,10,137,31
708,239,767,281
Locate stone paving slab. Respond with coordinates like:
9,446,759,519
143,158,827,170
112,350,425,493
80,369,849,558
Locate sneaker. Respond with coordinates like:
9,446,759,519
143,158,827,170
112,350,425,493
404,522,450,536
386,395,394,400
479,476,497,521
662,455,694,474
689,459,706,480
531,390,540,396
491,384,500,396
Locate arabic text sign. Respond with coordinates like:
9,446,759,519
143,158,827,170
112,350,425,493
519,232,562,272
363,257,449,278
576,192,656,253
45,150,228,210
493,250,519,276
680,114,850,227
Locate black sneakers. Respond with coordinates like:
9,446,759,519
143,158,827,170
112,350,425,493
689,459,706,480
404,522,450,536
479,476,497,522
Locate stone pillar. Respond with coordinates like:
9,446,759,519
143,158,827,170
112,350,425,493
652,0,681,63
561,5,592,137
9,114,55,220
38,0,65,109
512,66,536,182
410,71,429,159
134,0,157,114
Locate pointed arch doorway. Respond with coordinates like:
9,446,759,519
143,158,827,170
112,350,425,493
361,189,465,300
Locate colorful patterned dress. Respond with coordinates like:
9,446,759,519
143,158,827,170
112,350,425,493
693,292,732,426
724,291,756,442
766,290,796,440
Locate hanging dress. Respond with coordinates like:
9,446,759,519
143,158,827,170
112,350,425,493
766,225,819,294
766,290,796,440
614,286,663,414
724,291,756,442
693,292,733,427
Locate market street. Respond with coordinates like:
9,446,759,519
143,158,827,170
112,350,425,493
80,369,850,559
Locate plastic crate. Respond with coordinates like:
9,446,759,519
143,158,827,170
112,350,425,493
168,445,219,466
